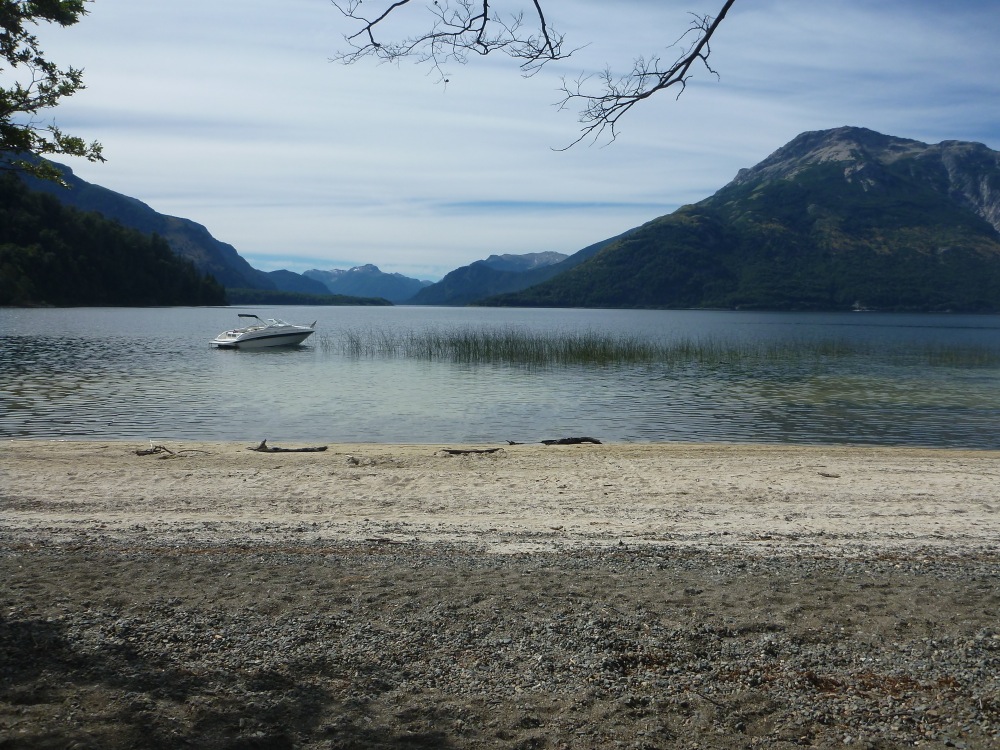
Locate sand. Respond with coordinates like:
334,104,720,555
2,440,999,748
3,440,999,553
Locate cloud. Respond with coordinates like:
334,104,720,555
34,0,1000,281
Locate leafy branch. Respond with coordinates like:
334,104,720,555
1,0,104,183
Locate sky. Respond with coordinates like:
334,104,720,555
28,0,1000,281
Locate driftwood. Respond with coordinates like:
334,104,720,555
248,439,327,453
441,447,504,456
505,438,602,446
135,444,211,458
135,444,175,456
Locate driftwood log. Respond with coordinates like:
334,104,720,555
135,444,176,456
506,438,603,446
135,444,211,458
247,439,327,453
440,447,505,456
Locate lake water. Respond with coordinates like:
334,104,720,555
2,306,1000,447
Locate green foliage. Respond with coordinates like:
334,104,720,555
0,174,227,305
1,0,103,182
225,288,392,306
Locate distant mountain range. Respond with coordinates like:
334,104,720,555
407,251,571,306
304,265,431,304
7,126,1000,311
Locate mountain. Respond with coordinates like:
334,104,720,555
9,156,274,290
408,246,613,306
0,173,227,306
480,252,568,272
266,270,331,295
304,264,431,304
484,127,1000,312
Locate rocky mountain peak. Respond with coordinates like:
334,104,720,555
732,127,923,186
730,126,1000,235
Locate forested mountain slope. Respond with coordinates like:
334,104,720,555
485,127,1000,312
0,175,226,306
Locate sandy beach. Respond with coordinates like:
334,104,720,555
2,439,999,748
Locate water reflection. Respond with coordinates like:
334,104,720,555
1,307,999,447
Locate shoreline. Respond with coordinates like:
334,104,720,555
3,439,999,555
3,440,1000,748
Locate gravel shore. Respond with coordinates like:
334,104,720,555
2,441,999,748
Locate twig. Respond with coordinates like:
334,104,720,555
134,444,211,459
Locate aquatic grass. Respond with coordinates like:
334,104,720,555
327,327,762,366
323,326,662,365
319,326,1000,369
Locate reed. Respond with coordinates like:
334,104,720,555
319,326,1000,368
322,326,661,364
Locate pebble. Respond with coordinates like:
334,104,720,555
2,539,999,748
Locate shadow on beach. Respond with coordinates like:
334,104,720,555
2,543,999,749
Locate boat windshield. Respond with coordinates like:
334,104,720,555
237,316,290,329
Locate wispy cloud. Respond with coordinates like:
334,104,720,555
38,0,1000,280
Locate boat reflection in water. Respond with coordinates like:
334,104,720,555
211,314,316,349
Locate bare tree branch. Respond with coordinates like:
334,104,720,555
555,0,737,149
330,0,569,85
329,0,737,146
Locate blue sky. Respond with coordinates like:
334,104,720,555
32,0,1000,281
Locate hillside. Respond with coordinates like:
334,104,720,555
0,174,227,306
485,127,1000,312
479,252,568,272
9,155,273,290
265,270,331,296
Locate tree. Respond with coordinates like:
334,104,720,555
330,0,737,147
1,0,104,182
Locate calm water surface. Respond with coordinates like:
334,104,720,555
2,306,999,447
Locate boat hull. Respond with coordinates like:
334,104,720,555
211,329,314,349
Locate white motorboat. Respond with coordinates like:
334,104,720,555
211,314,316,349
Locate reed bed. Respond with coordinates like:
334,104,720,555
320,325,1000,368
330,326,660,365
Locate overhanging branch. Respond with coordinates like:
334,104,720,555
331,0,570,80
555,0,737,148
330,0,738,146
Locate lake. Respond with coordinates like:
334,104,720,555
2,306,999,447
